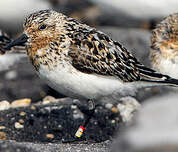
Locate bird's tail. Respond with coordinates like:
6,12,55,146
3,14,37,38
137,64,178,87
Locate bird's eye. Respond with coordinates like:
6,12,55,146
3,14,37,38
39,24,47,30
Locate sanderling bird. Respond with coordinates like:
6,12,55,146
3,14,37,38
150,13,178,79
3,10,178,140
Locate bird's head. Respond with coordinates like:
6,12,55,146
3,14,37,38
151,13,178,52
3,10,67,51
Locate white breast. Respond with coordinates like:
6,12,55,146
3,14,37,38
157,57,178,79
38,63,137,102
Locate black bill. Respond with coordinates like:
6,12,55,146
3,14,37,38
3,34,28,51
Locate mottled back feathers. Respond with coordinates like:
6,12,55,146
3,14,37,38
67,28,141,82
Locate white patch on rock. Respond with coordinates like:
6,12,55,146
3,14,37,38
11,98,31,108
14,122,24,129
0,100,10,111
42,96,58,105
73,109,84,120
117,96,141,122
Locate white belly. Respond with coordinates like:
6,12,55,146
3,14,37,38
157,58,178,79
38,63,137,102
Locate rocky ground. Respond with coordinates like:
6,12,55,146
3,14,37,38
0,95,140,152
0,0,177,152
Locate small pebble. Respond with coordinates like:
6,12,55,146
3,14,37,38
0,132,6,140
57,125,63,130
105,103,113,109
15,122,24,129
71,104,77,109
40,91,46,97
111,107,119,113
115,117,120,121
111,120,116,124
73,110,84,119
30,114,34,117
42,96,57,104
0,126,6,130
0,118,4,121
11,117,15,121
73,109,78,114
94,121,98,125
18,119,24,124
11,98,31,108
73,99,80,103
105,116,109,120
19,111,26,116
31,105,36,110
0,100,10,111
46,134,54,139
117,96,141,122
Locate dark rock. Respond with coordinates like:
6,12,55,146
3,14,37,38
0,97,125,151
0,98,121,143
0,95,141,151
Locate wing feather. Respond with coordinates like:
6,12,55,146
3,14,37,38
68,29,141,82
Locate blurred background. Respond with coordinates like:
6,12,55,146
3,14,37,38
0,0,178,36
0,0,178,102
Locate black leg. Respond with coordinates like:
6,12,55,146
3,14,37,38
62,99,95,143
75,99,95,138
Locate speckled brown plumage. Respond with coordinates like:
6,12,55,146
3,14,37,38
150,13,178,79
67,28,142,82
